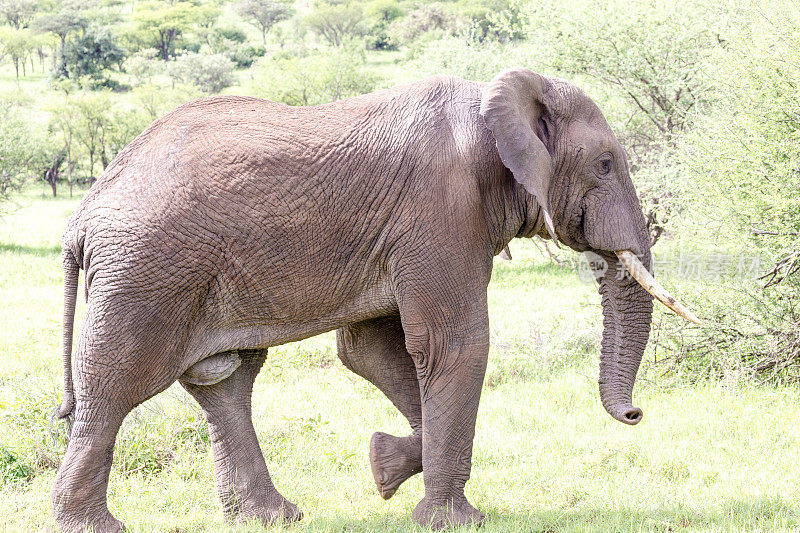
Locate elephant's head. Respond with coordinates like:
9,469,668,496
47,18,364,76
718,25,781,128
480,68,698,425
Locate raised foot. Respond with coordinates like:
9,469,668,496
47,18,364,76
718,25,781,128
369,432,422,499
412,495,485,530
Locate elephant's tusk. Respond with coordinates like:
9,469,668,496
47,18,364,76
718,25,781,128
615,250,701,324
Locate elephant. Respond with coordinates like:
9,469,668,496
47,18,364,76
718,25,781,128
51,67,697,532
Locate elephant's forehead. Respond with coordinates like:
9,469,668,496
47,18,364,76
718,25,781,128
546,78,598,121
564,119,617,153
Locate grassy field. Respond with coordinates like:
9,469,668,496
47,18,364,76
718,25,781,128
1,189,799,532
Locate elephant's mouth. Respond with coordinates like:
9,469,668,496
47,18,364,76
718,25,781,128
559,202,591,251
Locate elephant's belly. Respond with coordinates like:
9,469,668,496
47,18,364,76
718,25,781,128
184,275,397,362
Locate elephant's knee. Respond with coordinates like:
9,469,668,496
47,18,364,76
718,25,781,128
335,326,362,374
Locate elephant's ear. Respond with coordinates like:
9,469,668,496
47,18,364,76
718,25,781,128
480,67,557,242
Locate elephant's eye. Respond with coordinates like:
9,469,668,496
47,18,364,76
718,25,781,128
598,158,613,175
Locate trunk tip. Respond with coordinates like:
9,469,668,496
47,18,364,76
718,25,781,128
607,404,643,425
621,406,643,425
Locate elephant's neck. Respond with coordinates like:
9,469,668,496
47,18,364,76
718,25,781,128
475,115,547,254
516,190,548,240
480,169,545,256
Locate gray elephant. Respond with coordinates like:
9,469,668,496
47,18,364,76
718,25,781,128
51,67,697,532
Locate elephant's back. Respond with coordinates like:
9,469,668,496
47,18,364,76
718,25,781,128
65,76,486,279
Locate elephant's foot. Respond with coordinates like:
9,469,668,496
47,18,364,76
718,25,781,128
412,494,485,530
369,432,422,499
230,492,303,527
260,496,303,526
52,507,124,533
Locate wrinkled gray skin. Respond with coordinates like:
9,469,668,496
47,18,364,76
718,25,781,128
52,68,653,532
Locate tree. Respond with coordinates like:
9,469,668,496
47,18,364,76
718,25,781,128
132,84,200,121
48,95,80,196
30,30,54,72
104,108,149,163
41,150,65,197
166,52,235,94
131,1,213,60
58,26,125,85
0,0,37,29
541,1,715,142
250,43,377,105
0,27,36,78
536,0,719,243
123,48,162,86
32,9,88,59
388,3,459,47
364,0,403,49
305,3,365,47
235,0,291,45
73,92,111,184
0,107,46,207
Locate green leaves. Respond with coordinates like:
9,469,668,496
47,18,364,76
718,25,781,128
129,0,220,60
0,105,49,207
249,42,377,106
57,26,125,85
166,51,236,94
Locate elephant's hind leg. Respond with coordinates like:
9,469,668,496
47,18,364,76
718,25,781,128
337,316,423,499
51,397,128,533
180,349,302,526
51,320,180,532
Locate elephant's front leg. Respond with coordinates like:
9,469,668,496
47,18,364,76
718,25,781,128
180,349,302,526
399,292,490,529
337,316,423,499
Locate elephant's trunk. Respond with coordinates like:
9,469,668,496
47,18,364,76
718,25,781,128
597,252,653,425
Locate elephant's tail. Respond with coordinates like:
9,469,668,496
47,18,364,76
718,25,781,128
57,249,80,422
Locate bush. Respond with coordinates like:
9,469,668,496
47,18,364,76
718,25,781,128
409,35,532,81
229,43,266,68
0,104,48,209
305,3,366,48
388,3,461,47
166,52,236,94
123,48,162,86
532,0,722,244
57,26,126,86
249,42,378,105
652,1,800,384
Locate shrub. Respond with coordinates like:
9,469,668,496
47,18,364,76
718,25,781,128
249,42,378,105
652,0,800,384
305,3,366,48
388,3,461,47
0,104,48,209
57,26,126,86
166,52,236,94
409,35,532,81
123,48,162,87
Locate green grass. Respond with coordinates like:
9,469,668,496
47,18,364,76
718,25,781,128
1,189,799,531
